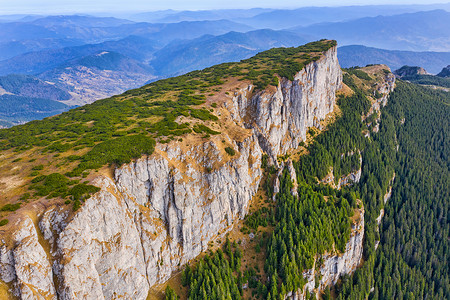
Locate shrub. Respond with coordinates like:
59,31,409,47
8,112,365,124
225,146,236,156
0,203,21,212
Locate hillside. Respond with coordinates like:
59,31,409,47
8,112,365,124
39,51,156,105
0,74,72,126
438,65,450,77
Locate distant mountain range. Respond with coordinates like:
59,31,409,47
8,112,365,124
128,4,450,27
0,17,252,60
292,10,450,52
151,29,308,76
338,45,450,74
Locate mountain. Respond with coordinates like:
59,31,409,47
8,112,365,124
0,35,157,76
238,4,450,29
437,65,450,78
338,45,450,74
0,38,85,61
39,51,156,105
0,74,71,126
0,74,71,100
0,17,252,60
393,68,450,89
124,19,253,46
0,40,448,300
393,65,429,77
0,47,157,119
0,41,359,298
291,10,450,51
131,8,272,23
151,29,308,76
0,94,70,127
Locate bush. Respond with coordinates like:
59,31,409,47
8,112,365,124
225,146,236,156
0,203,21,212
0,219,8,226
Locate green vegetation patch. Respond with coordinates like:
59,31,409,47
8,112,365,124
344,67,373,81
69,134,155,176
30,172,101,210
224,146,236,156
178,240,243,300
0,203,21,212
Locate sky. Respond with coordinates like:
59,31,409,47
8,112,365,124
0,0,449,14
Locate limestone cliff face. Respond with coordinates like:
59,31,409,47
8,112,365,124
230,49,342,163
0,46,344,299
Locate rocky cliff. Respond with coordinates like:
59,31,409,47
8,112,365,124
0,45,343,299
288,209,364,300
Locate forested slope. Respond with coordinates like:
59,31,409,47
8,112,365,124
337,81,449,299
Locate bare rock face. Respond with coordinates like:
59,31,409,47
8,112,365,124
0,217,57,299
1,46,344,299
232,48,342,163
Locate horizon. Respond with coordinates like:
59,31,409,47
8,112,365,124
1,0,450,15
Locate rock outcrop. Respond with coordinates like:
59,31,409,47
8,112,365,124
230,48,342,163
289,208,364,300
437,65,450,78
1,46,344,299
393,65,428,78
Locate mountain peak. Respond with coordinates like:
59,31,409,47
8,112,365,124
393,65,428,77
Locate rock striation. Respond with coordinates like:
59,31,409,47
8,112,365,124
1,46,344,299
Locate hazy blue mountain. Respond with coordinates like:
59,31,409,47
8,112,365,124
0,16,252,60
43,50,152,75
127,10,178,22
112,19,253,46
0,36,157,76
0,74,71,126
0,22,60,42
338,45,450,74
0,14,43,23
144,8,273,23
151,29,307,76
0,38,84,61
292,10,450,51
238,4,450,29
31,15,135,28
0,74,71,100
